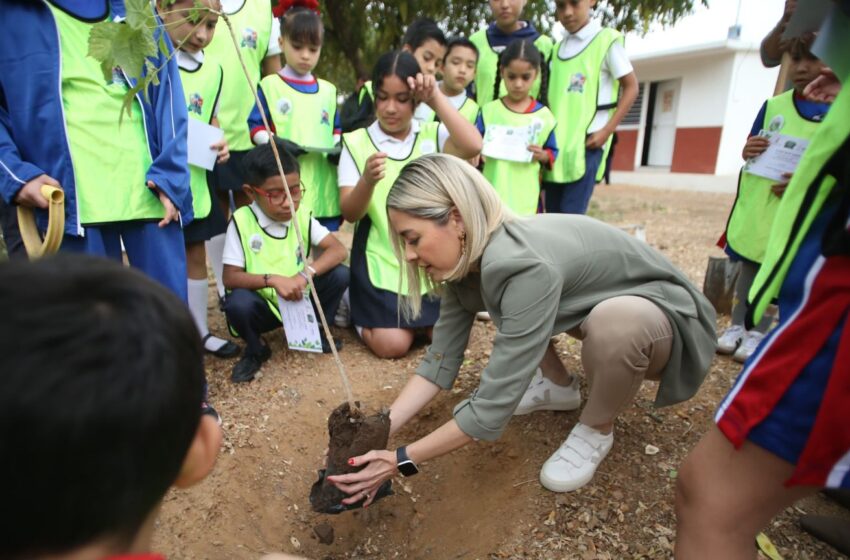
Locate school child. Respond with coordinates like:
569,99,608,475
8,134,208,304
159,0,241,359
204,0,283,300
542,0,638,215
477,40,558,216
0,255,223,560
0,0,192,300
414,37,481,124
249,4,343,231
343,18,447,133
222,139,349,383
470,0,553,107
675,24,850,556
718,36,830,363
338,51,483,359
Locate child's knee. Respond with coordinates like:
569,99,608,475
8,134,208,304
365,329,413,359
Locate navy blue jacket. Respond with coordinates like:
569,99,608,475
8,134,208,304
0,0,192,234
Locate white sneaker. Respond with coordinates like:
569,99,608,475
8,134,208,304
540,423,614,492
334,288,351,328
717,324,746,354
733,330,765,363
514,368,582,416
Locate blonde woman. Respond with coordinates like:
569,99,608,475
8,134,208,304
328,154,716,499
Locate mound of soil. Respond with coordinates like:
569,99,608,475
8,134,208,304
310,402,392,514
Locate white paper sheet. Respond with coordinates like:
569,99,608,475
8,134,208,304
277,294,322,353
744,132,809,183
187,118,224,171
481,124,535,163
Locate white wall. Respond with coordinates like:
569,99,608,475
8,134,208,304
715,51,780,174
634,52,734,128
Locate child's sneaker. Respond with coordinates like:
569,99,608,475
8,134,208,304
539,423,613,492
514,368,582,415
733,330,765,363
717,324,746,354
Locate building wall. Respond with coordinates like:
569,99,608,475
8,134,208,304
613,52,735,172
613,47,778,175
715,51,779,174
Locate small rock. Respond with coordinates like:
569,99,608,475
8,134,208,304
645,444,660,455
313,523,334,545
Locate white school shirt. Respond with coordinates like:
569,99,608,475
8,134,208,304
337,120,450,188
223,202,330,269
176,50,221,116
220,0,282,57
413,84,468,123
557,19,633,133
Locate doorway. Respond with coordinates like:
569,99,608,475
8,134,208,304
642,79,680,167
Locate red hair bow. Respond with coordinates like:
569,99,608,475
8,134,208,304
273,0,321,17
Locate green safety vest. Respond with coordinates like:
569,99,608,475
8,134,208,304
544,27,622,184
470,29,553,107
417,95,480,125
480,100,557,215
48,4,161,225
342,125,439,294
748,78,850,324
206,0,272,151
179,58,224,220
726,90,824,263
358,80,374,104
231,204,312,323
259,75,340,218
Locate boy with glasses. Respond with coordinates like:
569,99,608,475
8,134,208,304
222,138,349,382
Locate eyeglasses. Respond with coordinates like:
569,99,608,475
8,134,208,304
253,184,305,205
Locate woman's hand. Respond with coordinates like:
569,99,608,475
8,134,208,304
742,136,770,160
407,72,439,107
362,152,387,188
327,449,398,508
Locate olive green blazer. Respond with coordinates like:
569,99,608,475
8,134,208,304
416,214,717,441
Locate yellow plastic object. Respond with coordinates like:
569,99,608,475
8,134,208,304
17,185,65,259
756,532,784,560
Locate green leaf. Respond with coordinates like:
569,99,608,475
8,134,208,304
124,0,156,31
145,60,160,86
111,26,157,84
87,21,122,81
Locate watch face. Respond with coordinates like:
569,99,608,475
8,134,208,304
397,460,419,477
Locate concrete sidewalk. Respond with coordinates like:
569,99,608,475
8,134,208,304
610,168,737,194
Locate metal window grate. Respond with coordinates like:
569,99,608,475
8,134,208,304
620,83,644,126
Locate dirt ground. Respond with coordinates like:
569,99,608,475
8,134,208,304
153,183,850,560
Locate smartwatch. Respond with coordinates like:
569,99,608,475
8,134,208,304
396,446,419,477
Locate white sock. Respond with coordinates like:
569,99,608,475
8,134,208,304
206,233,226,299
188,278,228,351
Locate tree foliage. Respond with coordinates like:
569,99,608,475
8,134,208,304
317,0,707,93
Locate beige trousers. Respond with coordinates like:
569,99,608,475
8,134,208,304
567,296,674,427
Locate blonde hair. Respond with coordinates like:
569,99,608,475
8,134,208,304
386,153,514,318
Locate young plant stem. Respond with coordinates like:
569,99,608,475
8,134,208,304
221,14,357,411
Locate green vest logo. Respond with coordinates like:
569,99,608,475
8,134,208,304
277,97,292,115
767,115,785,132
241,27,258,49
249,234,263,253
568,72,586,93
188,93,204,115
